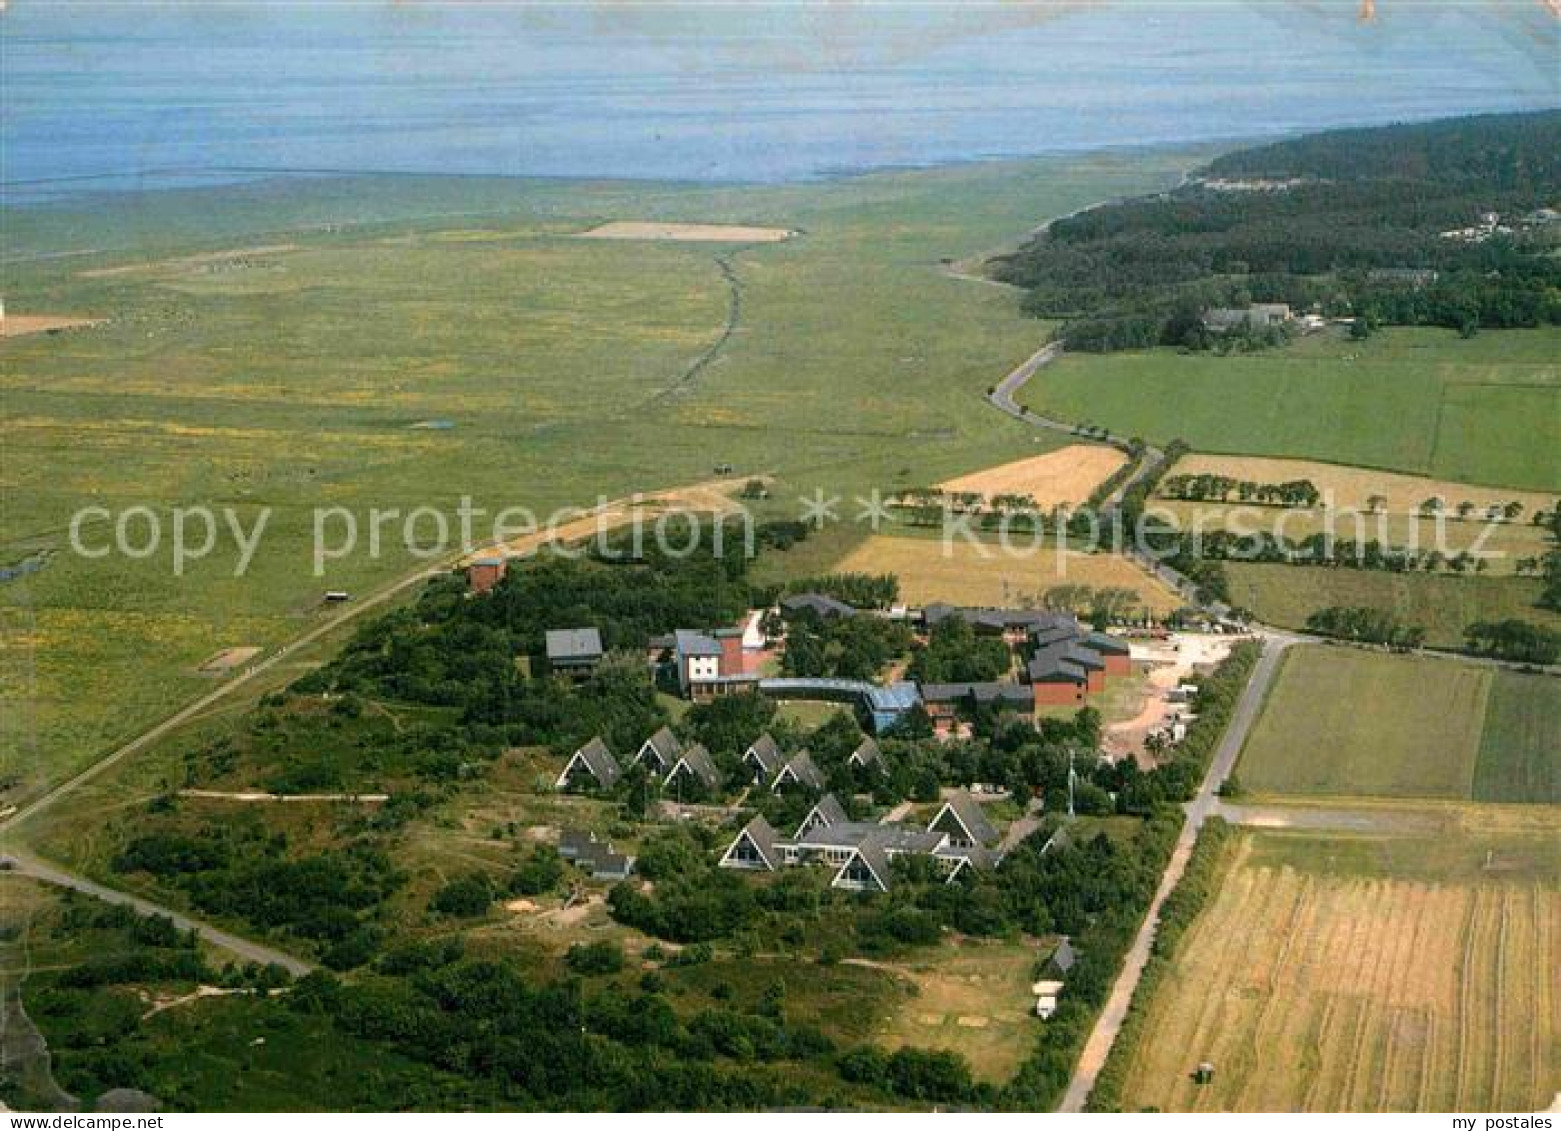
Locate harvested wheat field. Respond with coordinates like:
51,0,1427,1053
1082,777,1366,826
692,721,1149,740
1166,455,1558,517
830,533,1180,614
578,221,795,242
1116,830,1561,1112
939,444,1128,508
0,314,102,338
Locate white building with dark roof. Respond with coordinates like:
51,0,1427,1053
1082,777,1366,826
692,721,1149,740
718,790,1000,894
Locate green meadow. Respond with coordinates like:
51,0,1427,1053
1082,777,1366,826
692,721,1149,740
1022,326,1561,492
1225,562,1561,649
1473,671,1561,805
1237,646,1559,804
1,152,1196,808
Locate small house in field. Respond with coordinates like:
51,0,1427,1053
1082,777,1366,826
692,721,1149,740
545,627,603,677
632,726,682,775
771,750,826,793
663,743,720,796
559,829,634,879
928,791,1000,849
577,842,635,881
555,737,621,791
467,556,507,594
558,828,600,862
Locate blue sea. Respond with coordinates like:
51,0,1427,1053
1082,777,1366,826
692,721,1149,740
1,1,1557,197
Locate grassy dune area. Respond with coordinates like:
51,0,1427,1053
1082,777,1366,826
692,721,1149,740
0,152,1195,807
1114,825,1561,1112
1238,647,1559,804
1022,327,1561,492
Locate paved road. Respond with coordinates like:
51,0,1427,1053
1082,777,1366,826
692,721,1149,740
2,851,312,975
1058,630,1295,1112
986,340,1166,502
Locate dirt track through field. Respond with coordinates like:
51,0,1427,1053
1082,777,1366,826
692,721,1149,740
578,221,794,243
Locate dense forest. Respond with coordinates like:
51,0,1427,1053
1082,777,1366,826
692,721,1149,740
990,111,1561,351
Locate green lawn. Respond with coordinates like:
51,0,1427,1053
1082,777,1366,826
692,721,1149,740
1225,563,1561,649
1239,646,1561,804
1,151,1196,809
1022,326,1561,492
1473,670,1561,804
1238,647,1491,800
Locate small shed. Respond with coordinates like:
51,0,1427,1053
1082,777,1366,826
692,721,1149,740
1032,979,1065,1020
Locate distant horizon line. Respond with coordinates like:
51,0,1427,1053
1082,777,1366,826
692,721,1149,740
7,103,1558,205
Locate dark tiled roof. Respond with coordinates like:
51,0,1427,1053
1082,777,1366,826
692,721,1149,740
796,793,849,836
667,743,721,791
774,750,826,791
545,627,603,662
1084,631,1131,655
848,738,883,770
921,681,1034,705
637,726,681,766
931,791,1000,846
572,736,621,788
853,837,894,891
731,815,779,869
577,840,634,878
674,628,723,657
744,733,783,774
558,829,598,859
1051,937,1078,973
1027,642,1103,683
781,593,857,619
